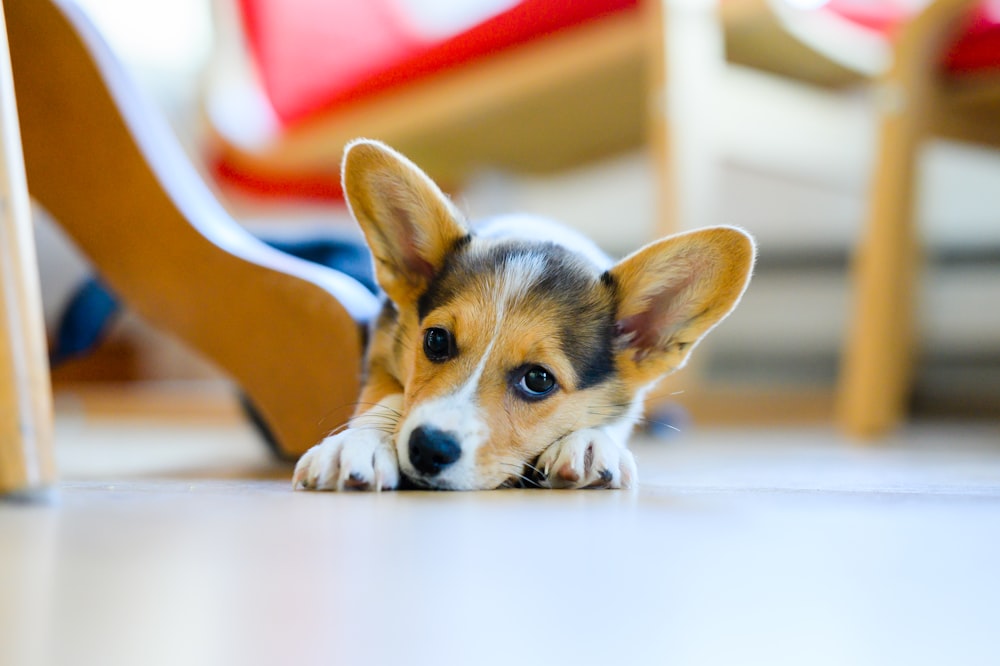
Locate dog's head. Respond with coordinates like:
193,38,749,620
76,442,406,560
343,139,755,489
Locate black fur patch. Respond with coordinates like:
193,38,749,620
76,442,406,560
600,270,616,290
417,237,474,321
418,239,618,391
561,311,616,390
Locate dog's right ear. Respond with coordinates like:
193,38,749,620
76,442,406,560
342,139,469,306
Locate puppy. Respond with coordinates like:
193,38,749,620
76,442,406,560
293,139,755,491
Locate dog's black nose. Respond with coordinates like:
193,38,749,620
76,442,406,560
408,426,461,476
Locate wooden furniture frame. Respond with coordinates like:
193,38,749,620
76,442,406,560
724,0,997,437
2,0,381,467
0,0,55,495
831,0,993,437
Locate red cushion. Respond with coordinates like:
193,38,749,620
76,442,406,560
240,0,640,126
822,0,1000,73
823,0,910,33
943,1,1000,72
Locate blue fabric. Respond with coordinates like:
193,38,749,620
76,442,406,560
51,278,120,364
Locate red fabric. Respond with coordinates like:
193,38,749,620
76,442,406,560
240,0,640,126
225,0,996,200
822,0,1000,73
212,159,345,201
942,1,1000,71
823,0,909,33
239,0,428,125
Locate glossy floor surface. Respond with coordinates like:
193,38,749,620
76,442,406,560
2,407,999,666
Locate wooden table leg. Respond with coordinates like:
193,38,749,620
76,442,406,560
0,0,56,495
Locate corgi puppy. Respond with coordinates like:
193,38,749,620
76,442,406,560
293,139,755,491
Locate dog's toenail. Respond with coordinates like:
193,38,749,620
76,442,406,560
344,472,369,490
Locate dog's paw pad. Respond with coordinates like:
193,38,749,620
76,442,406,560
556,462,581,484
585,468,615,489
536,429,636,490
293,429,399,492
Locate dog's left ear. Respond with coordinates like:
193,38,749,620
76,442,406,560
608,226,755,381
342,139,468,305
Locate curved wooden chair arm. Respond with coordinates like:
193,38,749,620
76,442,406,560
5,0,379,458
721,0,875,87
727,0,984,89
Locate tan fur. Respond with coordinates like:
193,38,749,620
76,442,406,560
294,139,755,491
610,227,756,387
343,140,467,307
409,286,630,488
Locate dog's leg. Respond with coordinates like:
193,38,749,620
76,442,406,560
535,425,637,490
293,371,403,491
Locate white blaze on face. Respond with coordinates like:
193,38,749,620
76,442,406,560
396,248,548,488
493,252,547,313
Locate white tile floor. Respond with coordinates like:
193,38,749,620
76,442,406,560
2,415,999,666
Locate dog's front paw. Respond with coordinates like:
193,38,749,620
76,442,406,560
536,428,636,490
292,428,399,491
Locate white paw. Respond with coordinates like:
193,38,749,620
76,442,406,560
536,428,636,489
292,428,399,491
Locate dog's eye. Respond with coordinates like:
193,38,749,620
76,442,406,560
517,365,557,399
423,327,455,362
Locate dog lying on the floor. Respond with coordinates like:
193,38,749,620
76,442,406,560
293,139,755,491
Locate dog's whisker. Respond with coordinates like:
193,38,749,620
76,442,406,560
334,424,396,437
317,422,351,440
521,460,544,476
350,401,404,417
587,410,682,434
496,467,539,489
640,419,682,433
317,400,387,425
318,413,399,438
633,415,683,432
588,407,683,432
349,408,401,425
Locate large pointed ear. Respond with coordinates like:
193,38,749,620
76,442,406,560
341,139,469,306
609,226,755,381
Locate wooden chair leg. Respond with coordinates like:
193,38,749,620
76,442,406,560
5,0,379,459
836,87,925,438
0,1,56,495
836,0,980,439
834,0,975,439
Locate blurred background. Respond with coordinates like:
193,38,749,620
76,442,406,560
36,0,1000,430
